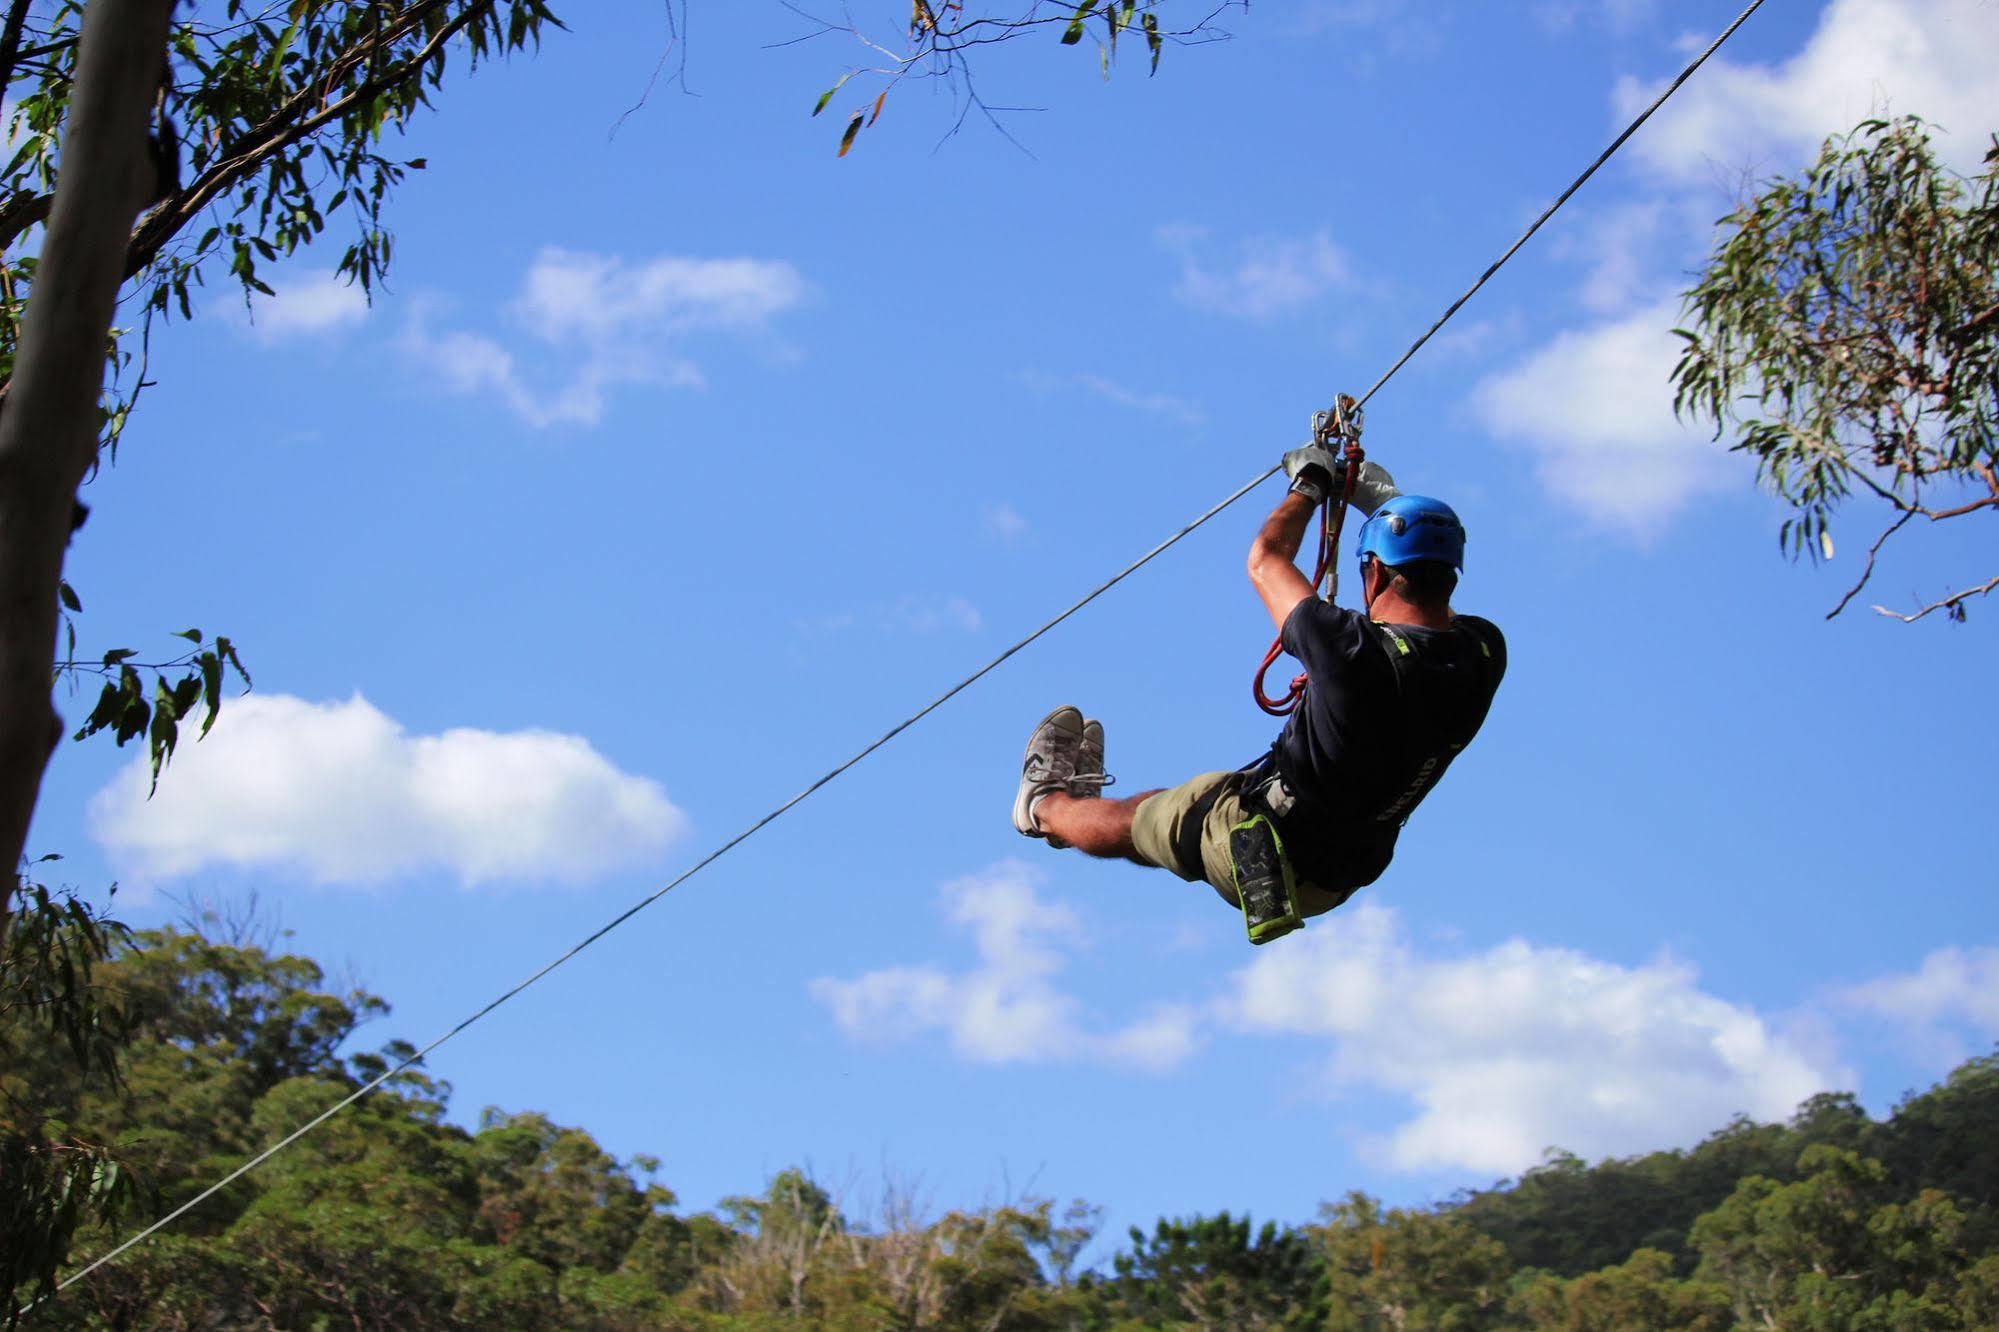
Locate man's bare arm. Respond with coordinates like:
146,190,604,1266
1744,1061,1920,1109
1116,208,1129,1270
1247,491,1318,631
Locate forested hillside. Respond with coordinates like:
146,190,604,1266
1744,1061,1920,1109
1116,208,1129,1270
7,918,1998,1329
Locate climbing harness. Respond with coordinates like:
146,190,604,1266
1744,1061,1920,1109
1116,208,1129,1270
38,0,1769,1307
1161,763,1306,945
1254,394,1365,717
1237,611,1503,944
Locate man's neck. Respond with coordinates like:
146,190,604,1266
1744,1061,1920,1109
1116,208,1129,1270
1366,591,1454,630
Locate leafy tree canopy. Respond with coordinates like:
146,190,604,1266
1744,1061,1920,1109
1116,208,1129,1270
8,910,1999,1329
1674,116,1999,623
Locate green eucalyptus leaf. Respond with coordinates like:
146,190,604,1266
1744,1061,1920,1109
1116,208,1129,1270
814,72,854,117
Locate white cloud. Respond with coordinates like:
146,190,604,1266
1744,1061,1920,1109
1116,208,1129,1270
902,596,982,633
1534,0,1655,34
1471,0,1998,538
1072,372,1205,426
1627,0,1999,182
1221,904,1840,1176
1286,0,1447,54
90,693,685,887
1839,946,1999,1062
403,316,699,429
795,595,984,637
1159,224,1352,320
406,248,806,427
983,503,1029,543
1020,369,1203,426
514,250,806,340
1102,1002,1203,1070
1554,200,1679,316
1293,0,1399,25
1470,297,1739,532
222,269,368,342
1425,313,1526,364
810,861,1200,1074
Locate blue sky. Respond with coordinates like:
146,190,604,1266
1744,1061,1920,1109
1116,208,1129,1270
29,0,1999,1258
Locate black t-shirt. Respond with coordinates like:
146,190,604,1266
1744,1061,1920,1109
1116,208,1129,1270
1266,598,1507,890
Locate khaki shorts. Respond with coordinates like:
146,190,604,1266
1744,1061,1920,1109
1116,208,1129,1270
1130,772,1353,918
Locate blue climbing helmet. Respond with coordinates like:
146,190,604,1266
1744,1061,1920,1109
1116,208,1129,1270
1357,494,1466,577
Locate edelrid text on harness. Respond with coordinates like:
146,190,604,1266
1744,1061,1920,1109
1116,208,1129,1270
1367,617,1501,826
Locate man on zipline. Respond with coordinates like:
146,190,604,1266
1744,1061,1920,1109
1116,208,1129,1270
1010,445,1506,944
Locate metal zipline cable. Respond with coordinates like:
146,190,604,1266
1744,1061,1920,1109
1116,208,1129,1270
44,0,1765,1303
1349,0,1766,410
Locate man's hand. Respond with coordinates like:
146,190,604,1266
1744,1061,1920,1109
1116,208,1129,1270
1350,460,1401,515
1282,446,1343,506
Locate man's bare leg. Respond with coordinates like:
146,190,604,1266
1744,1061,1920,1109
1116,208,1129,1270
1033,790,1163,865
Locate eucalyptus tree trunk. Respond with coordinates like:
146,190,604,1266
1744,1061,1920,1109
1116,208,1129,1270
0,0,172,939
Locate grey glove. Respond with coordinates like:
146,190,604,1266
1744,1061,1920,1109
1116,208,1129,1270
1282,446,1344,505
1349,460,1401,516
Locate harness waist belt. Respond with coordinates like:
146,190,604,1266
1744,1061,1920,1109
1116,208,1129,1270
1170,766,1304,883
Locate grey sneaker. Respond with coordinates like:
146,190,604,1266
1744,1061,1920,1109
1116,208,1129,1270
1076,719,1115,795
1012,705,1086,838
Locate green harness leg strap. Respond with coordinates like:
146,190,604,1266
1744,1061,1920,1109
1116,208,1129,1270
1230,810,1303,946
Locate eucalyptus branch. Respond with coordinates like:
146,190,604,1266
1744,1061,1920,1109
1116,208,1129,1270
1948,298,1999,341
1822,444,1999,523
125,0,487,279
0,190,51,253
54,651,205,680
1675,117,1998,623
1825,510,1912,619
1873,574,1999,623
788,1,1243,154
608,0,690,139
0,0,33,98
11,37,80,66
207,0,459,167
1907,492,1999,521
